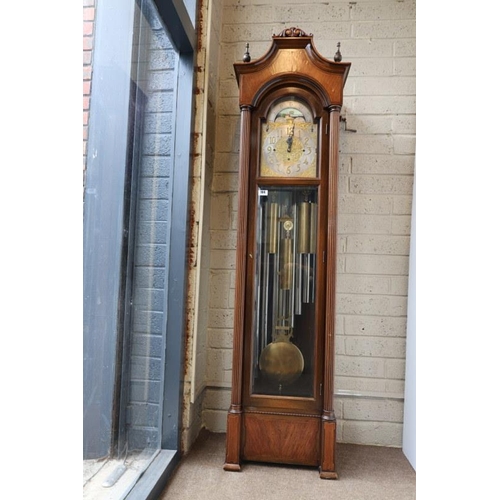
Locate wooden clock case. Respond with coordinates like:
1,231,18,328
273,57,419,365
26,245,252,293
223,27,350,479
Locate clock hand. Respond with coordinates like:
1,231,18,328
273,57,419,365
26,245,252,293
286,123,295,153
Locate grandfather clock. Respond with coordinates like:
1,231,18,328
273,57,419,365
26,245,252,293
223,27,350,479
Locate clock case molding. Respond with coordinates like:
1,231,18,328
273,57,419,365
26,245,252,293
224,28,350,479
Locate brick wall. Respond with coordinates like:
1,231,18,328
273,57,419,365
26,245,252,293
201,0,416,446
182,0,223,452
125,5,179,450
83,0,96,186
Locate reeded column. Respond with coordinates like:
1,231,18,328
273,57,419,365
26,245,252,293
320,104,341,479
224,105,252,471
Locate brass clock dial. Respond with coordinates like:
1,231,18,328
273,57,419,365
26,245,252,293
260,99,318,178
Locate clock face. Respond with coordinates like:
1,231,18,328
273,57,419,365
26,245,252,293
260,98,318,178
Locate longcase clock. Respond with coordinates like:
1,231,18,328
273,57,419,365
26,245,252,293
223,27,350,479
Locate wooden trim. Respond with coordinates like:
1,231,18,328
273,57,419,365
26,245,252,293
229,106,252,409
224,411,242,471
322,106,341,418
319,420,338,479
234,37,350,107
234,34,350,85
224,106,252,470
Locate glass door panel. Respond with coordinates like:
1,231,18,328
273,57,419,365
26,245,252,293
251,186,318,398
117,0,178,476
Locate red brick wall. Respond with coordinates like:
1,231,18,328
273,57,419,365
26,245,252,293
83,0,96,185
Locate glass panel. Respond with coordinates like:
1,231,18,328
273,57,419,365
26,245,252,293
260,97,318,178
121,0,178,458
252,187,319,397
183,0,197,26
84,0,193,495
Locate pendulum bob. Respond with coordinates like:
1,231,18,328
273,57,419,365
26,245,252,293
267,202,279,254
258,334,305,385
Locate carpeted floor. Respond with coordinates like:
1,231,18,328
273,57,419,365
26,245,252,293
159,431,416,500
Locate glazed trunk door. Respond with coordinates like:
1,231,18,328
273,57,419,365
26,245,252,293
242,114,329,414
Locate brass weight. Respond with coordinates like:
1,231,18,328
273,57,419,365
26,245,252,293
298,202,310,254
267,202,278,254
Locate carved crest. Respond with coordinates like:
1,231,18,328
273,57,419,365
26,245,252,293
276,27,311,38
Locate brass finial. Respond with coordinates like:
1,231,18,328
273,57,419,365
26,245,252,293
334,42,342,62
243,43,251,63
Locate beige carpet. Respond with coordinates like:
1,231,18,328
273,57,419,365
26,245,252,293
160,431,416,500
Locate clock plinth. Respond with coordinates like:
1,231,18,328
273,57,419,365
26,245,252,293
224,28,350,479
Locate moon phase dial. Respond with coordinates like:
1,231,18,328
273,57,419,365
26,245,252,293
260,99,318,178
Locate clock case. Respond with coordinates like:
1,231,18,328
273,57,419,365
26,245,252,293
223,28,350,479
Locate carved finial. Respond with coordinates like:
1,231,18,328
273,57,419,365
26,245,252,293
334,42,342,62
276,27,311,38
243,42,251,63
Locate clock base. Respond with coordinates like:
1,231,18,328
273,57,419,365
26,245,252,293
319,469,339,480
223,463,241,472
241,412,321,466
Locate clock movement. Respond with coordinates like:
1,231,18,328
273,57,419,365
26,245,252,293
223,27,350,479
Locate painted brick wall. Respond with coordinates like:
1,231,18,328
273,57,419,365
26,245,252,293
202,0,415,447
126,3,178,450
182,0,224,452
182,0,209,451
83,0,96,186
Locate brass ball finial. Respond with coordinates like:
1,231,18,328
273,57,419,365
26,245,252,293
243,43,251,63
334,42,342,62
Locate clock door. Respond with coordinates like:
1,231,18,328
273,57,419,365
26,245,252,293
242,93,328,416
249,186,319,401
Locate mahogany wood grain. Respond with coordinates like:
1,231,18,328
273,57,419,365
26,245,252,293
322,106,341,419
234,35,350,108
224,106,252,470
223,411,242,471
243,413,320,466
317,107,341,479
319,419,338,479
225,29,350,478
